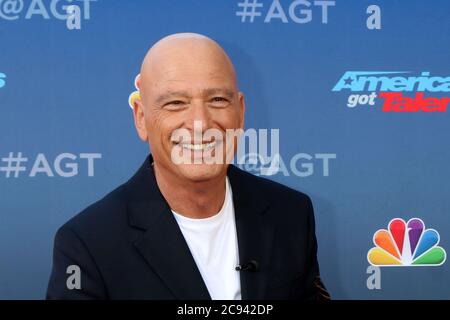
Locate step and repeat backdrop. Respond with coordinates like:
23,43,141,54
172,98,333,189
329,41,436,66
1,0,449,299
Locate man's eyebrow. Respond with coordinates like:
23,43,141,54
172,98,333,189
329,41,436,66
155,91,191,105
203,88,235,99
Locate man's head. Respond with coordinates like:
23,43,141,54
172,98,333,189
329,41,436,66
132,33,245,183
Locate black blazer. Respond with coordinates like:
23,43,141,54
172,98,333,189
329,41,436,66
47,155,328,300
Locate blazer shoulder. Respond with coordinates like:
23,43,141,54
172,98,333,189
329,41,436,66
60,181,131,236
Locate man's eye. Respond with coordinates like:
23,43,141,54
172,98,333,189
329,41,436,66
210,97,229,107
169,100,184,105
212,97,227,102
163,101,186,110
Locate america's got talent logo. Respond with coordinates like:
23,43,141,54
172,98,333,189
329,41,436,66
333,71,450,112
368,218,446,267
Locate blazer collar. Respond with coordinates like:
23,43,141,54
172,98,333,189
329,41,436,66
127,155,274,299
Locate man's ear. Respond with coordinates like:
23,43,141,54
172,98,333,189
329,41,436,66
132,96,148,142
238,92,245,129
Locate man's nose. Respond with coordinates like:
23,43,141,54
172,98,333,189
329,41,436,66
185,101,213,134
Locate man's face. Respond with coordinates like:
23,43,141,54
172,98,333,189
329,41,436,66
134,43,245,183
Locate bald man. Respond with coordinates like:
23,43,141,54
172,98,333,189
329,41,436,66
47,33,329,300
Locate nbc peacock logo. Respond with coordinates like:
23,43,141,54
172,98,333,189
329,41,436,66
368,218,446,267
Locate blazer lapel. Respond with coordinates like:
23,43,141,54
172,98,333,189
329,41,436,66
228,166,275,300
127,156,211,299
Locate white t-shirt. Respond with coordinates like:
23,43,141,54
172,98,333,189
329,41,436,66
171,177,242,300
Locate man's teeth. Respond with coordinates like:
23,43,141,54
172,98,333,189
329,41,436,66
179,141,216,151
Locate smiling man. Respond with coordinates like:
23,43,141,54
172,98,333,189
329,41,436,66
47,33,329,300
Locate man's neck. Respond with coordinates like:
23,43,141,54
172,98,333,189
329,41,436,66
153,164,227,219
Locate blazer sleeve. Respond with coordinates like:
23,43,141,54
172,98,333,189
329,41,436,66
46,226,108,299
304,196,331,300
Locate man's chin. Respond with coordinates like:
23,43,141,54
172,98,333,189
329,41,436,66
175,163,226,183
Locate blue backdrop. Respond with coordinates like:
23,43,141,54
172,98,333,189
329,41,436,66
1,0,449,299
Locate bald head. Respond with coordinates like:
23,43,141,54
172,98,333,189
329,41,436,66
138,33,237,100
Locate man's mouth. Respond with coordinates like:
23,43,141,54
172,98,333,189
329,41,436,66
175,141,219,152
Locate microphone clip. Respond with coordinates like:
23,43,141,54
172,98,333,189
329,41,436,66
235,260,259,272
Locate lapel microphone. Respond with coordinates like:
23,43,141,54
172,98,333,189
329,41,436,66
235,260,259,272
